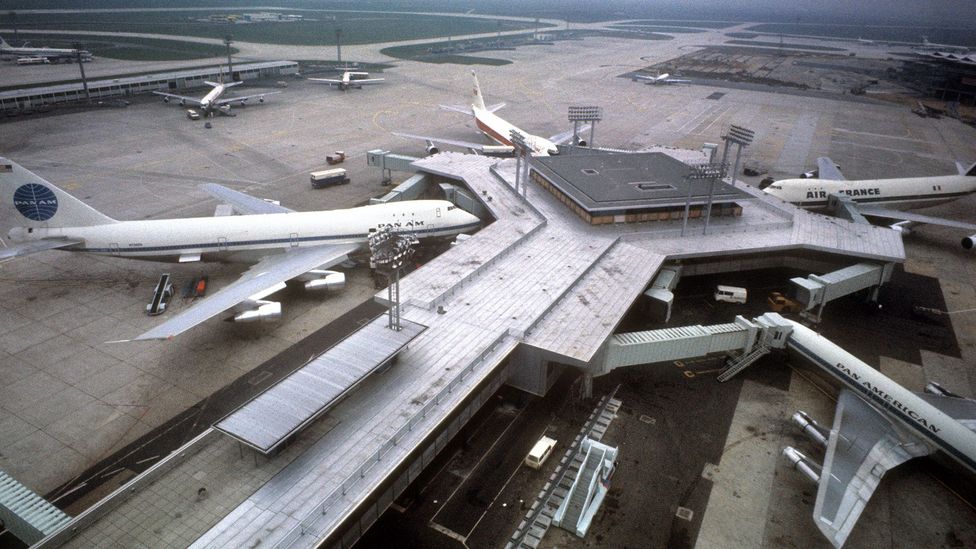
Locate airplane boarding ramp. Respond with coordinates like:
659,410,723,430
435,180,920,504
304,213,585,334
215,316,426,454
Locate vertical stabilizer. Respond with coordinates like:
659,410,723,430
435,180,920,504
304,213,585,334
966,162,976,177
0,36,10,49
0,158,116,228
470,70,487,111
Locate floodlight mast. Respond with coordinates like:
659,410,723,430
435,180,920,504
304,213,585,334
568,106,602,148
681,162,726,237
509,129,530,196
719,124,754,186
368,228,416,331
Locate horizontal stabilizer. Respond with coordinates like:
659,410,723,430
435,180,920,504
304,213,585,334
0,238,82,262
392,132,488,152
200,183,295,215
440,104,474,115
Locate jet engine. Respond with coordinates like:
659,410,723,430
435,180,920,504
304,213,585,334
792,411,828,447
962,234,976,250
162,96,170,103
258,97,265,103
239,98,248,106
782,447,822,483
925,381,962,397
179,98,186,106
425,140,440,155
232,301,281,323
297,269,346,291
576,139,587,147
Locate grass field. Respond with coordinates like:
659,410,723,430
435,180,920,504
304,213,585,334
8,10,546,46
3,33,234,61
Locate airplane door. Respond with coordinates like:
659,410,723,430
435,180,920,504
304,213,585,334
290,233,299,247
436,207,442,217
218,237,228,252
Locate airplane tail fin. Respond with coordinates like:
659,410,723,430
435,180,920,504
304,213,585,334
470,70,487,111
0,36,10,49
961,161,976,177
0,158,116,228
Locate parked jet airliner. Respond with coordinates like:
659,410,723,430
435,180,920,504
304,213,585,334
153,71,279,116
308,70,384,91
773,316,976,547
0,158,480,341
0,36,91,62
763,157,976,249
393,70,587,157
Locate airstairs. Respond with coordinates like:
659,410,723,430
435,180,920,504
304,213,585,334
553,438,618,537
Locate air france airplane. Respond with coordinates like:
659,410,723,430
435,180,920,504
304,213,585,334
394,70,587,157
763,157,976,249
776,316,976,547
0,158,480,341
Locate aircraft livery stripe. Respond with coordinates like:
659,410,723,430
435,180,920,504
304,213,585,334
788,338,976,472
476,118,512,147
796,190,972,208
75,221,482,254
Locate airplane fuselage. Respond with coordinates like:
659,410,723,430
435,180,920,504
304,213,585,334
9,200,479,262
198,84,227,111
473,107,558,156
765,175,976,210
785,319,976,474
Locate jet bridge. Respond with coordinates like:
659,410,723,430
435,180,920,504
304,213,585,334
0,469,72,546
598,314,793,376
789,262,893,322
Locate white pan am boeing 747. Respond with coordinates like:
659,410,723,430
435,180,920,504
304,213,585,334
0,159,480,341
393,70,588,157
763,157,976,249
774,317,976,547
153,75,279,116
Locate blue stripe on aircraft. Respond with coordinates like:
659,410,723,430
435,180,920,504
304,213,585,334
75,221,482,254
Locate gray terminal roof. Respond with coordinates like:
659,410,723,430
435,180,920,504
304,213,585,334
531,151,751,215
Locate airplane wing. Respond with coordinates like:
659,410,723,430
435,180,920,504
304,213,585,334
126,243,361,342
813,389,934,547
915,393,976,432
0,238,82,262
200,183,295,214
350,78,384,85
308,78,343,85
817,157,846,181
549,123,592,146
856,207,976,232
214,91,281,106
632,74,659,82
392,131,488,152
152,91,203,107
663,78,692,84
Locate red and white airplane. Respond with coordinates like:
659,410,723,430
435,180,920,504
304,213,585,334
394,70,586,157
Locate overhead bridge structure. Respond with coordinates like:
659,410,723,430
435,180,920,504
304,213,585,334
40,150,904,549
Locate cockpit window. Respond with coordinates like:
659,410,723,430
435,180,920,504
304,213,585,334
447,206,456,211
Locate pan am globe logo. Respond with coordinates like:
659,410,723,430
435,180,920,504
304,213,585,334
13,183,59,221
